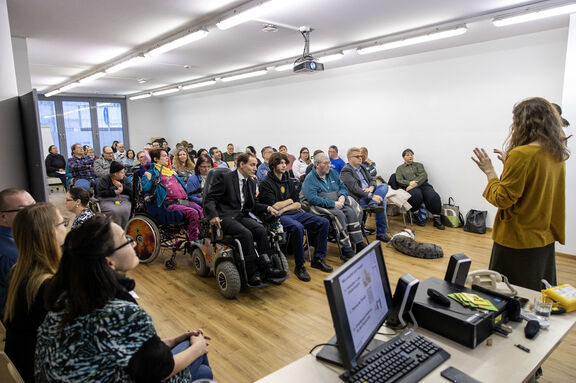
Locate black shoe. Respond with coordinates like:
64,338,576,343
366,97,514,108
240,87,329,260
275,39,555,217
295,266,311,282
341,246,355,261
365,205,385,214
248,272,262,286
311,258,333,273
376,233,391,243
412,212,426,226
433,217,445,230
365,228,376,235
355,242,367,253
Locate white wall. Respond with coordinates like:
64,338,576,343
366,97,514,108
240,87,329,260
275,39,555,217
127,96,165,150
11,36,32,95
132,28,573,254
0,0,17,101
560,15,576,255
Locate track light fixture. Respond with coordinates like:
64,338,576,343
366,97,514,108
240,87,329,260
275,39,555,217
493,2,576,26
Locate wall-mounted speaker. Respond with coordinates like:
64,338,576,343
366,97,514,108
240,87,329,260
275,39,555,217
387,274,419,328
444,253,471,286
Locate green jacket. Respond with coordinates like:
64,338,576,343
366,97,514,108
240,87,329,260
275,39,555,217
395,162,428,188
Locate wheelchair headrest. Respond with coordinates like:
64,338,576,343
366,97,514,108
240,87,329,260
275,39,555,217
203,167,231,201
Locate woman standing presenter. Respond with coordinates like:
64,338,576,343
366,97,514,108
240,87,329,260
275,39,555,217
472,97,568,290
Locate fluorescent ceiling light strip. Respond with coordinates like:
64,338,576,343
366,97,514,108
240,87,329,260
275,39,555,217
493,3,576,26
152,88,180,96
357,26,468,55
182,80,217,90
45,89,61,97
274,63,293,71
147,30,209,57
129,93,152,100
106,56,147,73
221,70,268,82
60,82,80,91
79,72,106,83
216,0,290,30
318,53,344,63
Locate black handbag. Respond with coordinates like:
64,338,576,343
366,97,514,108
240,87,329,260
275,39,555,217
463,209,488,234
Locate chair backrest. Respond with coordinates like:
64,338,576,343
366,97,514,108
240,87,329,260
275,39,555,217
0,352,24,383
388,173,399,189
202,167,231,207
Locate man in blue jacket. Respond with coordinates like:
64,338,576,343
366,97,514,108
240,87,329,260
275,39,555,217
302,153,365,260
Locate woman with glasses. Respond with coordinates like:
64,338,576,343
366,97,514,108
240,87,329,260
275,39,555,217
35,215,212,382
3,202,68,383
292,147,311,179
64,186,95,229
185,154,213,206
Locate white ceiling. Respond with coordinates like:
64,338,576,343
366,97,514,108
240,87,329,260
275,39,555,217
6,0,573,97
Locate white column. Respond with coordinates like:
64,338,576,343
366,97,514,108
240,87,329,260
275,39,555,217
11,36,32,95
0,0,17,101
559,14,576,255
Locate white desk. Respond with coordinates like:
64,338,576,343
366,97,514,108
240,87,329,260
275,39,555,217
256,287,576,383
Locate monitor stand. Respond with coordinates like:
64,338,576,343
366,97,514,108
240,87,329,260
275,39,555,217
315,335,387,367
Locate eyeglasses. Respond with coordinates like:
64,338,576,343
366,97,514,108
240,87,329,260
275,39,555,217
65,198,75,202
112,235,135,253
301,152,309,155
0,206,26,213
56,217,70,227
353,155,364,159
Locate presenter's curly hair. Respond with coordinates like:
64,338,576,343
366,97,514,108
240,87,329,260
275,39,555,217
506,97,570,161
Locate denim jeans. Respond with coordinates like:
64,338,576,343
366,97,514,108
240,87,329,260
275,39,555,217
358,183,388,235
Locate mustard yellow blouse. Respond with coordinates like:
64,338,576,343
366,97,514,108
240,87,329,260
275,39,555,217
483,145,565,249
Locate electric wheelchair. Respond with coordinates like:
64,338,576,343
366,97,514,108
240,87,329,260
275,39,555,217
125,164,193,270
188,167,289,299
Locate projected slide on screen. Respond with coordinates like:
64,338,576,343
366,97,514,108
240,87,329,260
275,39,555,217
340,249,388,352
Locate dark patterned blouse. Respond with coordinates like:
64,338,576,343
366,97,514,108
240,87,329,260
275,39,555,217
71,207,95,229
35,299,192,382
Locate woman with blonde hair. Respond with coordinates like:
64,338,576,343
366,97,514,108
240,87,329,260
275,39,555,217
3,202,68,382
472,97,569,290
172,148,196,182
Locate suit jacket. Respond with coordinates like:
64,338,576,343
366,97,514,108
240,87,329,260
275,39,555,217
204,170,268,220
340,163,377,202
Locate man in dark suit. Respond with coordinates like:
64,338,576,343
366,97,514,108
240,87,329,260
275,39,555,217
204,152,282,285
340,147,390,242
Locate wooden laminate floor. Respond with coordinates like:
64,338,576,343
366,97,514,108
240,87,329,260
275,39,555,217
50,191,576,383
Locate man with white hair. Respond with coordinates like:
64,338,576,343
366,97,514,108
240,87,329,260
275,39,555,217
341,147,390,242
302,153,365,260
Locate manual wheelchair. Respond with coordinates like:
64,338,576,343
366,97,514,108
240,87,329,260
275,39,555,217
125,164,193,270
188,167,289,299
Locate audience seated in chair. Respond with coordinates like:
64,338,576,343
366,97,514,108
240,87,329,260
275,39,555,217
35,215,212,382
278,145,297,172
142,149,203,241
222,143,236,163
4,203,66,383
44,145,67,190
67,143,95,191
340,147,390,242
360,146,378,177
65,187,95,229
301,153,365,260
186,154,212,206
173,148,196,183
328,145,346,174
93,146,115,179
204,152,284,286
256,146,274,182
96,161,132,228
209,147,229,168
395,148,444,230
0,188,36,319
292,147,311,179
258,152,332,282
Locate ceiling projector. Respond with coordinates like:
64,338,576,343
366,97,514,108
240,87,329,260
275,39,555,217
293,26,324,73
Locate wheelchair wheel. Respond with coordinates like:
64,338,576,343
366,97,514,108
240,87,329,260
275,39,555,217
192,248,209,277
215,261,241,299
126,215,161,263
271,251,289,273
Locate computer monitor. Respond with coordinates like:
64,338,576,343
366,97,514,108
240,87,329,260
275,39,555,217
316,240,393,369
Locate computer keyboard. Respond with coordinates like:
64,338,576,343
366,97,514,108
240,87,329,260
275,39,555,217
339,329,450,383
